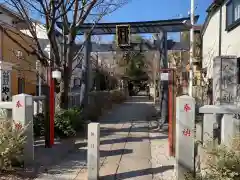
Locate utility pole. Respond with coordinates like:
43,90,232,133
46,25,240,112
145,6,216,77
188,0,194,96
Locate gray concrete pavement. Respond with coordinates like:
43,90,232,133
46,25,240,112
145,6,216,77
84,96,155,180
35,96,175,180
149,122,176,180
150,103,176,180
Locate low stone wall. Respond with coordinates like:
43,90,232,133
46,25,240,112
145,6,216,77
195,105,240,175
85,89,127,121
68,89,127,121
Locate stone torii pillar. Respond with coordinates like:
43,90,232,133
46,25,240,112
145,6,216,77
80,32,92,108
157,31,169,127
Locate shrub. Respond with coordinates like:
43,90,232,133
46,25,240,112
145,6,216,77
54,107,84,138
185,135,240,180
33,108,85,138
0,119,26,170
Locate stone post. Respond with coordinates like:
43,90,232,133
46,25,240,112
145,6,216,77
202,113,217,144
213,56,238,105
222,113,238,147
176,95,195,179
12,94,34,166
199,105,240,147
88,123,100,180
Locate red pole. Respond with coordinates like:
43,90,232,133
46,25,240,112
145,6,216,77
49,67,55,146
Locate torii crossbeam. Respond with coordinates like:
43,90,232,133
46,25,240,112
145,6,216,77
57,16,199,35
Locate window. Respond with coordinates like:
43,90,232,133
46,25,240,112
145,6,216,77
226,2,233,26
234,0,240,20
73,78,81,87
226,0,240,30
18,78,25,94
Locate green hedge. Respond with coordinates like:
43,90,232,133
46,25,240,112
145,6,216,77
33,107,84,138
54,107,84,138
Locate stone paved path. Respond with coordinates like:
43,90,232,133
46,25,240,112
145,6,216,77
35,96,175,180
149,123,175,180
149,104,176,180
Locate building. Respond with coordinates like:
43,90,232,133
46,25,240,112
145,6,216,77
202,0,240,79
0,4,64,98
0,5,39,100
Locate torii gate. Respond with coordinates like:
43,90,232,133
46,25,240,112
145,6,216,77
57,16,199,156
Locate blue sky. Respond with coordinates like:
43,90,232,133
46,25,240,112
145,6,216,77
99,0,212,42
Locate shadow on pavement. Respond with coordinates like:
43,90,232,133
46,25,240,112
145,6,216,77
19,137,83,178
100,149,133,157
101,126,149,135
100,135,168,145
40,145,133,176
43,148,87,175
100,165,174,179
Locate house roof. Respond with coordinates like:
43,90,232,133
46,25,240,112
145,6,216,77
194,25,202,31
201,0,225,36
57,16,199,35
206,0,225,12
0,22,34,40
0,4,38,23
0,3,62,37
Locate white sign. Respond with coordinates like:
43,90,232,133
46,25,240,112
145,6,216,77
160,73,169,81
176,95,195,179
88,123,100,179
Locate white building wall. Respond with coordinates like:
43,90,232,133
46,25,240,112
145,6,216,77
202,10,220,79
221,3,240,57
202,1,240,78
20,23,58,57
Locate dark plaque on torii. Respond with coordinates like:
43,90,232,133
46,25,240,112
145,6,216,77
116,24,131,48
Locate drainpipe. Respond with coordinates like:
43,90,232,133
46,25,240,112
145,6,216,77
0,24,2,102
219,6,222,104
219,6,222,56
0,25,2,61
189,0,195,97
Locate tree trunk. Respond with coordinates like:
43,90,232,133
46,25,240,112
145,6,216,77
158,32,168,128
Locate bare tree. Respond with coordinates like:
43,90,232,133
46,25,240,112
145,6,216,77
168,51,183,96
3,0,129,109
